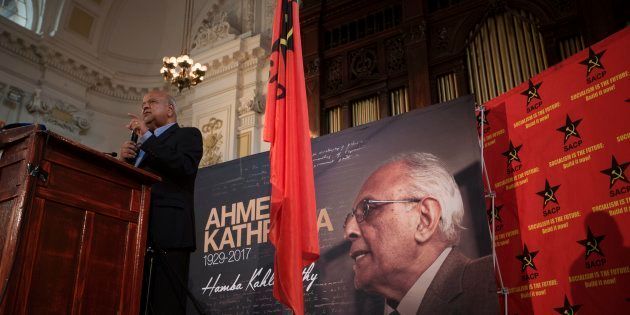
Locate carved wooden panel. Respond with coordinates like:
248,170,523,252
325,55,343,93
348,45,378,80
386,35,406,74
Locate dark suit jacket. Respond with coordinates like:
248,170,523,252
416,249,499,315
134,123,203,251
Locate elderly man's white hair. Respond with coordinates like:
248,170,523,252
166,94,177,107
385,152,465,244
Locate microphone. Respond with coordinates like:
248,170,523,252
130,129,138,143
125,130,138,164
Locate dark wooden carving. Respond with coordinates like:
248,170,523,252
386,35,406,74
325,55,343,93
0,125,159,315
349,45,378,80
435,26,449,51
305,58,320,78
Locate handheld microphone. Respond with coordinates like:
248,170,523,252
130,130,138,143
125,130,139,164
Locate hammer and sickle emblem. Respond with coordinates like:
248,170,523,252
544,191,555,204
527,90,539,103
565,124,577,140
586,240,599,255
588,56,601,73
523,256,534,270
611,166,625,184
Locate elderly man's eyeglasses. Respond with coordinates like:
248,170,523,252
343,198,423,228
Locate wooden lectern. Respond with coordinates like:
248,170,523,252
0,125,160,314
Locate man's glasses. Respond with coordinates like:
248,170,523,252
343,198,424,228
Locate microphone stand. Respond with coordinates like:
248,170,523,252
142,247,207,315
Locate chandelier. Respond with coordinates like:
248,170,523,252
160,0,207,92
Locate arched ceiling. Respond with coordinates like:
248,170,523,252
49,0,236,85
2,0,269,92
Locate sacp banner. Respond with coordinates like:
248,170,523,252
482,27,630,314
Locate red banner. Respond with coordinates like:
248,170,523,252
263,0,320,314
482,27,630,314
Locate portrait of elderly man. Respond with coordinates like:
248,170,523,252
344,152,499,315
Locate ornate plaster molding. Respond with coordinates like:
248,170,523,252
0,84,26,109
237,94,254,116
0,29,156,101
237,111,257,131
26,88,93,133
0,21,268,103
192,10,238,50
0,30,41,64
202,47,267,83
243,0,255,34
237,84,265,117
89,80,147,102
199,117,224,167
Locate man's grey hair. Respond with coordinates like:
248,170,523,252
386,152,465,244
164,93,178,118
166,94,177,107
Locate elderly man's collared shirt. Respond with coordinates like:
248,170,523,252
384,247,453,315
134,122,176,167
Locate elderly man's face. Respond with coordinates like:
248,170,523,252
141,91,173,130
344,162,422,292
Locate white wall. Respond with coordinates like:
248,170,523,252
0,0,274,164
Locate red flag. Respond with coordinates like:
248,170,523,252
263,0,320,314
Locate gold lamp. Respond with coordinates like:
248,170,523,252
160,0,207,92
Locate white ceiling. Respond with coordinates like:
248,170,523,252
52,0,225,84
2,0,264,88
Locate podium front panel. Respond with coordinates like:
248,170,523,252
0,127,158,315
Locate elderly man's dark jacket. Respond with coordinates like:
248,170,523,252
417,249,499,315
134,123,203,251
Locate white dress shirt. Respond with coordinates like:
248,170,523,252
134,122,176,167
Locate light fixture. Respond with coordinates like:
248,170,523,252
160,0,207,92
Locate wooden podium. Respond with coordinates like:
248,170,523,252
0,125,160,314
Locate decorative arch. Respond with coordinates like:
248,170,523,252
465,7,549,105
0,0,42,31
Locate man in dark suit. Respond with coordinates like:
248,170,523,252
343,152,498,315
120,90,203,315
